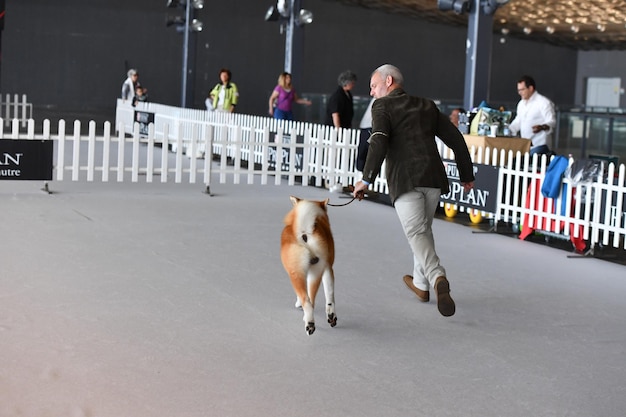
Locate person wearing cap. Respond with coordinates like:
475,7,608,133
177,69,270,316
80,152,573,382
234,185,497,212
325,70,357,128
121,69,139,102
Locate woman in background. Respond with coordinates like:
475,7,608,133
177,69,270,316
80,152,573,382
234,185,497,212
209,68,239,112
268,72,311,120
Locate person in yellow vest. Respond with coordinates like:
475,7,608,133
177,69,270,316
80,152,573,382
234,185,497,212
209,68,239,112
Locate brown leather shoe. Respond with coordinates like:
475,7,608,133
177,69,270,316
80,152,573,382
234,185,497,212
435,276,455,317
403,275,429,302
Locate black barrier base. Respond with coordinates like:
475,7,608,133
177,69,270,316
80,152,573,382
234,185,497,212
471,221,519,235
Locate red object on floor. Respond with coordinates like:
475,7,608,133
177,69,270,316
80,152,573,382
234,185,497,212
519,179,586,252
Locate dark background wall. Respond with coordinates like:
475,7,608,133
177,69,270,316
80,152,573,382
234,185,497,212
0,0,611,124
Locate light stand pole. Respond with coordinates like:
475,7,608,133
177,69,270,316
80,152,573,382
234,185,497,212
437,0,508,110
463,0,494,110
283,0,294,73
167,0,203,108
181,0,191,107
265,0,312,82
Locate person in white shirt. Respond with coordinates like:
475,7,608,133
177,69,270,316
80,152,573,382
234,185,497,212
508,75,556,156
356,97,375,172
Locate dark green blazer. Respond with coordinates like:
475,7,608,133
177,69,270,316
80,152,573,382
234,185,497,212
361,88,475,204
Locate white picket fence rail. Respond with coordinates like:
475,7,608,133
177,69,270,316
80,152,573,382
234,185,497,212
1,94,33,128
1,116,361,191
3,104,626,255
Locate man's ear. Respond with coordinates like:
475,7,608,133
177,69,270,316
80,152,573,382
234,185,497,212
386,75,393,87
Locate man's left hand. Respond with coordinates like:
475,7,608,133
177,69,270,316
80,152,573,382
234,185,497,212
352,181,368,200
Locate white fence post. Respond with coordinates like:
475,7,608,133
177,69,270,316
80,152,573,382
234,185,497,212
102,122,111,182
56,120,66,181
87,121,96,182
116,122,125,182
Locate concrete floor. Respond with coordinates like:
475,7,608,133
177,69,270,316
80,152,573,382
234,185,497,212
2,176,626,417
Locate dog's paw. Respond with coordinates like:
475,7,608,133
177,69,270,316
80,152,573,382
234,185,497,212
294,298,302,309
327,313,337,327
306,322,315,335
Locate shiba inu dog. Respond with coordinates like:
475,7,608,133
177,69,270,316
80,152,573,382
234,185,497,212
280,196,337,335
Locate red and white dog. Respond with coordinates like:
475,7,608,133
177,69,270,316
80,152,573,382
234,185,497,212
280,196,337,335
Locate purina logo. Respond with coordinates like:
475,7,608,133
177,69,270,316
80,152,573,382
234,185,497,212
0,140,53,180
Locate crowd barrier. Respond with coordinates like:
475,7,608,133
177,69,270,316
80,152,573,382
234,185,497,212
2,100,625,256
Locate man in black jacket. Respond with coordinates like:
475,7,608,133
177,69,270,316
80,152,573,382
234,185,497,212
353,64,475,317
325,70,357,128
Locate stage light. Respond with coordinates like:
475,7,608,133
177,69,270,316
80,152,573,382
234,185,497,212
482,0,510,16
190,18,203,32
265,5,280,22
437,0,469,15
296,9,313,26
277,0,290,18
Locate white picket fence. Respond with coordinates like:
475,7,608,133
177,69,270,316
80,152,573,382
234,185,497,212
1,115,361,192
1,94,32,128
497,153,626,253
3,101,626,255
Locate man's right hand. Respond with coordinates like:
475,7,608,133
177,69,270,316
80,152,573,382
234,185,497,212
461,182,474,192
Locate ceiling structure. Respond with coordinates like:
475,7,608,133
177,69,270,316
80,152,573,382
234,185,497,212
328,0,626,50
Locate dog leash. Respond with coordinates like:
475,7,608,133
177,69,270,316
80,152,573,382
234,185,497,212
328,196,357,207
327,185,362,207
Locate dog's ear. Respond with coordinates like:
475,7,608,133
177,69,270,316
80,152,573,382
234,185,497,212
321,198,330,210
289,196,301,206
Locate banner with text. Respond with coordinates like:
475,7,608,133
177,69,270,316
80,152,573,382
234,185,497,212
0,140,54,180
440,159,499,213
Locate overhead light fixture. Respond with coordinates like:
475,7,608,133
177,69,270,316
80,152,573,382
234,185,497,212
166,15,203,32
597,24,606,32
523,27,532,35
190,18,203,31
437,0,470,15
192,0,204,9
546,26,555,34
264,5,280,22
277,0,290,18
482,0,510,16
296,9,313,26
571,25,580,33
264,1,314,30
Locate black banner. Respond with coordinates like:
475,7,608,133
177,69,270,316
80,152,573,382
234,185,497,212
134,110,155,137
440,159,499,213
0,140,53,180
267,131,304,171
